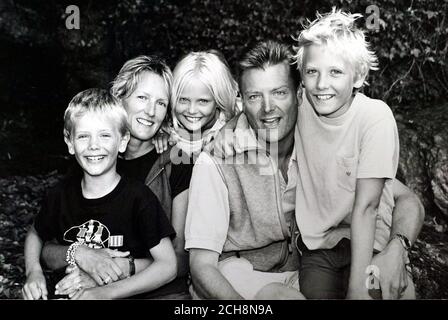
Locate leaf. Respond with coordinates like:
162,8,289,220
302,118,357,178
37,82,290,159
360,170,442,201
425,11,437,19
411,48,421,58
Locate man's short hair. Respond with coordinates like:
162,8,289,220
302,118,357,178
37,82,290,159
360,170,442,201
293,8,378,85
237,40,301,90
110,55,173,103
64,88,128,139
171,50,238,126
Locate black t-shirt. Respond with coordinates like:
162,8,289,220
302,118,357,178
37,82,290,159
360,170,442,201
34,175,175,259
117,149,193,199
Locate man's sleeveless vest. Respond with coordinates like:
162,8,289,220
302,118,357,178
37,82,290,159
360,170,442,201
208,147,299,272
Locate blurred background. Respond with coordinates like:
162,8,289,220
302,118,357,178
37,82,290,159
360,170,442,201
0,0,447,299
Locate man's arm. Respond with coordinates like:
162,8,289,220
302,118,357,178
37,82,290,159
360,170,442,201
41,243,129,285
190,249,243,299
185,152,240,298
70,237,177,299
53,256,153,297
390,179,425,243
371,179,425,299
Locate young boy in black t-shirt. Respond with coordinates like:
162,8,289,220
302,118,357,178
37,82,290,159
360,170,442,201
22,88,177,300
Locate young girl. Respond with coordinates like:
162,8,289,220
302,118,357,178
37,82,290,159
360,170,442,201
153,50,240,159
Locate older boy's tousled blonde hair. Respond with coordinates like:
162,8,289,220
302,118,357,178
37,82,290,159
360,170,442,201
293,7,378,85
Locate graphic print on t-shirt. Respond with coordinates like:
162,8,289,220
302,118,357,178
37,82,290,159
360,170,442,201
63,219,119,249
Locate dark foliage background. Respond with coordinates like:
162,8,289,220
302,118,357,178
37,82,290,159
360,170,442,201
0,0,447,299
0,0,446,175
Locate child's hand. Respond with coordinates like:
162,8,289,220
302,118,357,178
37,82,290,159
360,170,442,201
22,269,48,300
151,124,177,154
55,266,97,298
152,131,176,154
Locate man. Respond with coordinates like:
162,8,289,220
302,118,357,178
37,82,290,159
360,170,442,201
185,40,424,299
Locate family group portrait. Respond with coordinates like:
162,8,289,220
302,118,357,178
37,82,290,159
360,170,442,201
0,0,447,304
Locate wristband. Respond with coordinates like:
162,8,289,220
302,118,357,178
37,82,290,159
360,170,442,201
391,233,411,252
128,255,135,277
66,241,83,267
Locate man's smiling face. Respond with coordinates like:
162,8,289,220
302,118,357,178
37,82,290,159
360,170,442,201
241,62,298,144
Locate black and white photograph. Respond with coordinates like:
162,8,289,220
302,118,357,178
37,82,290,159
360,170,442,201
0,0,447,314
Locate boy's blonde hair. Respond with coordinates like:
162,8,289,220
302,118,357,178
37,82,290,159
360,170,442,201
110,55,173,102
171,50,238,128
64,88,128,139
293,8,378,85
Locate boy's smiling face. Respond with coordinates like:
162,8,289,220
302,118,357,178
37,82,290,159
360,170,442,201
65,112,129,178
302,44,365,118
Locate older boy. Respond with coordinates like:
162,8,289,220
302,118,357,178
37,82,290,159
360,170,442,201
293,8,412,299
22,88,177,299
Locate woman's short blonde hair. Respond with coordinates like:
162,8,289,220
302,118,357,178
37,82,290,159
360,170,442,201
111,55,173,103
171,50,238,127
293,8,378,85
